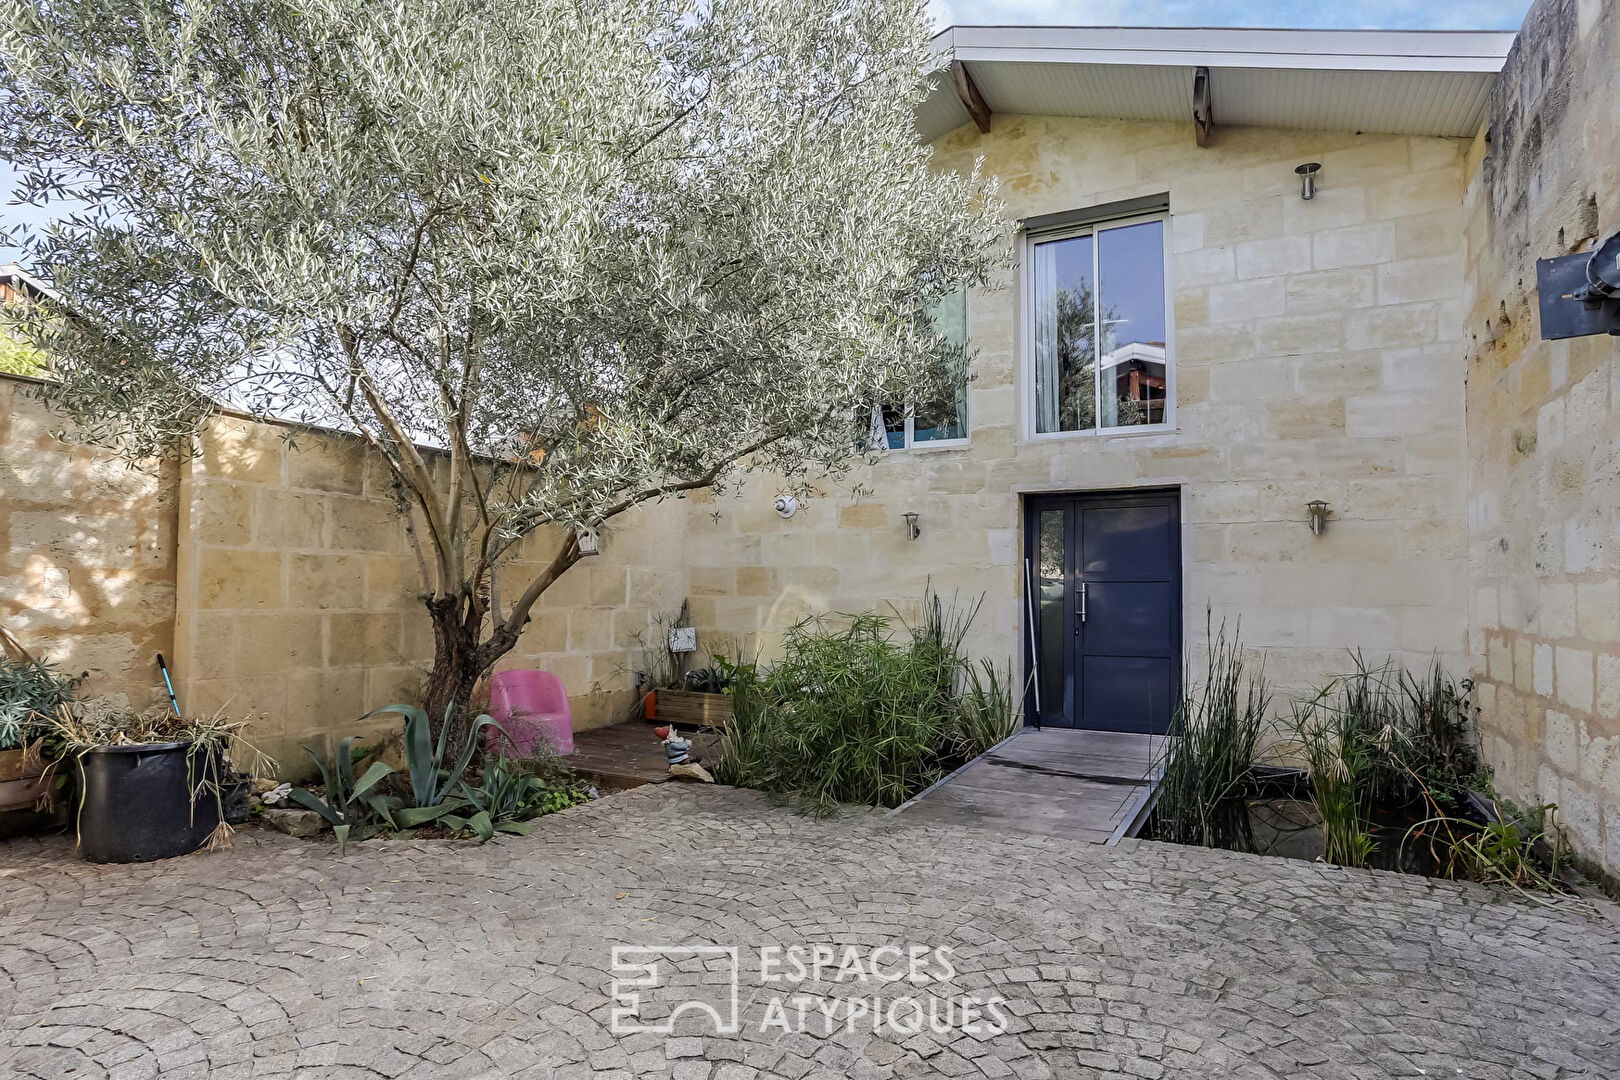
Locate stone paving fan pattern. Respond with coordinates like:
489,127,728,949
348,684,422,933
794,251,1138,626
1,785,1617,1078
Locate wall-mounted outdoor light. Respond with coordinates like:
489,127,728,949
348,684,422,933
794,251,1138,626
576,525,601,556
903,512,921,541
774,494,799,519
1538,228,1620,339
1306,500,1330,537
1295,162,1321,201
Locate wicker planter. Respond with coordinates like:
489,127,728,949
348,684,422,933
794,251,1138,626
654,689,733,728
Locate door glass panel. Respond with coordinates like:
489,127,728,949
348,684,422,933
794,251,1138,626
1035,509,1065,716
1032,234,1096,433
1097,220,1167,428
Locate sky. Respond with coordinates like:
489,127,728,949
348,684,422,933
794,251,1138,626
3,1,1530,264
0,162,53,266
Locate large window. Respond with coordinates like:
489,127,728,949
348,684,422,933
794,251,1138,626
1026,214,1171,436
881,287,968,449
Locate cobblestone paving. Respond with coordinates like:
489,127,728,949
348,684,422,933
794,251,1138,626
2,784,1618,1079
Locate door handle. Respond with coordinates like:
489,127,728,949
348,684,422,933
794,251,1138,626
1076,581,1087,631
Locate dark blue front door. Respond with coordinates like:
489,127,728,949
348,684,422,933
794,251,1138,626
1025,490,1180,734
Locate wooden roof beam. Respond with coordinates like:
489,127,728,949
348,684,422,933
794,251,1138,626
950,60,992,134
1192,66,1214,147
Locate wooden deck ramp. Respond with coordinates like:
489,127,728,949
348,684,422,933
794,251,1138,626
888,728,1172,844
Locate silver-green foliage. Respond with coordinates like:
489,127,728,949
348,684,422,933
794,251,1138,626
0,654,83,750
0,0,1006,681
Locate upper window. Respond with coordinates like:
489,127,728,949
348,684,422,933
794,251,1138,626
1027,215,1170,436
882,287,968,449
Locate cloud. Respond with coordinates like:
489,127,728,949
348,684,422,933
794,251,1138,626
926,0,1530,31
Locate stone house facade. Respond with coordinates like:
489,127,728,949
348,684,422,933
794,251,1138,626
684,8,1620,870
688,33,1493,721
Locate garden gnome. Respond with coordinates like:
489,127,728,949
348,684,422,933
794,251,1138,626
656,725,693,765
655,725,714,782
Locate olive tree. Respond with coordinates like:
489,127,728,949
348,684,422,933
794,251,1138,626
0,0,1004,728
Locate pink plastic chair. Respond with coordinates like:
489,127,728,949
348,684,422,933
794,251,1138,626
486,670,574,757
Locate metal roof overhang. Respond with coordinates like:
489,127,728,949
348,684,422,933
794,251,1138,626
919,26,1517,142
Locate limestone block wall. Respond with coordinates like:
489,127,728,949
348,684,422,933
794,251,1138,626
172,415,688,770
1464,0,1620,872
685,117,1473,699
0,375,177,707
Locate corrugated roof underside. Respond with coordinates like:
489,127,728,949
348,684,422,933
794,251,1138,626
917,63,1494,141
1216,68,1494,136
971,62,1194,124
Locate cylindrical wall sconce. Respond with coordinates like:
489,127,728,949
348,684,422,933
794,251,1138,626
903,512,921,541
1296,162,1321,200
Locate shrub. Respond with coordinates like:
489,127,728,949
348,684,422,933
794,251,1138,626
714,592,1018,815
0,651,84,752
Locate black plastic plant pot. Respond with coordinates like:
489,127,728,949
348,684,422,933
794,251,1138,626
77,742,222,863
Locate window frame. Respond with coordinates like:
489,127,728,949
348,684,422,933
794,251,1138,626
1019,209,1177,443
886,287,972,453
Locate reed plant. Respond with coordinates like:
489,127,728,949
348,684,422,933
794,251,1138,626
954,659,1024,759
1152,617,1272,852
1291,689,1379,867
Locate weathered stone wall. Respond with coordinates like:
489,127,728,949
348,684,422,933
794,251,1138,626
1464,0,1620,872
2,384,686,772
171,415,689,769
686,118,1473,699
0,375,177,707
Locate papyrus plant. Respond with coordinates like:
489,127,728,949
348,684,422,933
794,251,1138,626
0,0,1005,729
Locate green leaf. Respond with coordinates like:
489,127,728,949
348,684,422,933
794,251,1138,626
289,787,342,825
393,802,457,828
301,743,337,798
494,820,532,835
335,735,358,799
352,759,394,799
466,810,494,842
441,714,503,798
333,823,351,854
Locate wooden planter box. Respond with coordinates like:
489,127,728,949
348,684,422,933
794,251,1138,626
655,690,733,728
0,745,50,810
0,743,67,838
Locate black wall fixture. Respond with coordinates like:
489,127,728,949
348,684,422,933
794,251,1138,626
1538,229,1620,340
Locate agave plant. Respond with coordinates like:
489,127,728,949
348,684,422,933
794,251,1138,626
445,755,589,842
289,736,396,853
388,703,503,828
